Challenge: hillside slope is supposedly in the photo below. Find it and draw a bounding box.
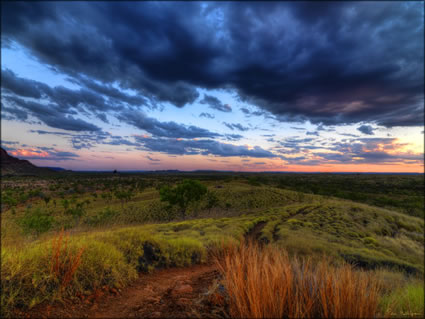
[0,147,55,176]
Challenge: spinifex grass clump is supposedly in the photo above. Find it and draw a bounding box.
[216,241,382,318]
[50,229,85,292]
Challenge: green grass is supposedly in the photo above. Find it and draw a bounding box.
[379,282,424,317]
[1,174,424,317]
[1,214,266,316]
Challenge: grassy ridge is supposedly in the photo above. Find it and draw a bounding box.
[1,215,265,316]
[2,199,423,316]
[1,175,424,317]
[251,173,424,218]
[259,201,424,274]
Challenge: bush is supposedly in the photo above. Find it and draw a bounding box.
[19,208,54,235]
[286,218,304,229]
[159,179,207,218]
[85,207,119,226]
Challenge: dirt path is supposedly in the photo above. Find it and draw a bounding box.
[22,221,268,319]
[245,221,267,243]
[25,264,224,319]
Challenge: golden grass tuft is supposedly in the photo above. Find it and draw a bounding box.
[215,241,382,318]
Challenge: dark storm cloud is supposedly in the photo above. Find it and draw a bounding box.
[200,95,232,112]
[2,1,423,127]
[118,110,220,139]
[2,69,111,113]
[29,129,139,150]
[199,112,215,119]
[69,76,148,108]
[4,95,101,131]
[223,122,249,132]
[1,69,50,98]
[357,125,375,135]
[2,69,148,128]
[1,105,29,121]
[135,137,278,158]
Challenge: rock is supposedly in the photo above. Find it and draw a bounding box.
[150,311,162,318]
[172,284,193,296]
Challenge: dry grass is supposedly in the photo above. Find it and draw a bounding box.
[215,241,382,318]
[50,229,85,291]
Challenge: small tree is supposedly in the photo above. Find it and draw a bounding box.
[205,191,219,212]
[43,196,51,207]
[114,190,127,208]
[65,202,86,225]
[61,199,70,211]
[159,179,207,219]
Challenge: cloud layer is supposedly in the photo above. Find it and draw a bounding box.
[2,2,423,127]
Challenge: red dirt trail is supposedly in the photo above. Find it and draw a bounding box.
[18,223,267,319]
[21,264,226,319]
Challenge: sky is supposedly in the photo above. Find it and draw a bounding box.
[1,1,424,172]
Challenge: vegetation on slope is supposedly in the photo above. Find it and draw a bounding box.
[246,173,424,218]
[1,173,423,317]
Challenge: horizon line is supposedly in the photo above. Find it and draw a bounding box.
[42,168,424,174]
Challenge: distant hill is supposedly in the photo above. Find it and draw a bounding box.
[0,147,57,176]
[40,166,67,172]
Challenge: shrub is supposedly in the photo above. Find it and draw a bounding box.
[159,179,207,218]
[85,207,119,226]
[286,218,304,229]
[19,208,54,235]
[205,191,219,210]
